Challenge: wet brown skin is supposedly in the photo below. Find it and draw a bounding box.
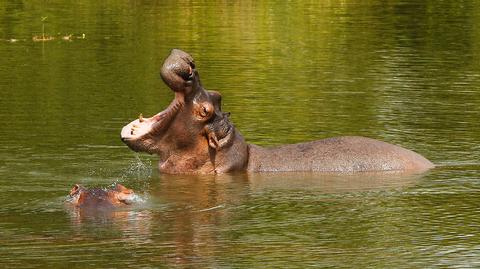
[121,49,434,174]
[68,184,135,208]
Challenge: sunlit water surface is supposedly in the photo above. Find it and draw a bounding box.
[1,1,480,268]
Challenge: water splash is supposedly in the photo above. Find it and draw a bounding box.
[121,154,153,180]
[124,193,147,204]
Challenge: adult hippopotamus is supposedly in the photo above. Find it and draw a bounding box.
[120,49,434,174]
[68,184,135,208]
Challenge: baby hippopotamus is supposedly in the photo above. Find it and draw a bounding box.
[68,183,135,208]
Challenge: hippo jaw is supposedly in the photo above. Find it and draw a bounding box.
[120,92,185,155]
[120,49,198,156]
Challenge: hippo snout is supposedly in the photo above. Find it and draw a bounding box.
[160,49,196,94]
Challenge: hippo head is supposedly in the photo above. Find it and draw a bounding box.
[68,183,135,207]
[121,49,247,174]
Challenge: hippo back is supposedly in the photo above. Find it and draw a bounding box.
[247,136,434,173]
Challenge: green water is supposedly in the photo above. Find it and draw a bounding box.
[1,1,480,268]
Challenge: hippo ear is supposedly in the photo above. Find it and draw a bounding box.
[115,184,133,194]
[69,184,81,196]
[206,113,234,150]
[208,132,220,149]
[207,127,234,150]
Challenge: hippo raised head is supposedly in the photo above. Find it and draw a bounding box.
[121,49,247,174]
[68,184,135,208]
[121,49,434,174]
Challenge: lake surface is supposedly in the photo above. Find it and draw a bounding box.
[1,1,480,268]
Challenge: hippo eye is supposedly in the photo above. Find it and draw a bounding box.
[194,101,213,121]
[200,106,209,117]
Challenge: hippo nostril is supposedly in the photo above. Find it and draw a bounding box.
[185,65,195,81]
[188,73,194,81]
[180,68,192,81]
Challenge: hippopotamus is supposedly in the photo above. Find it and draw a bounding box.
[68,183,135,208]
[120,49,434,174]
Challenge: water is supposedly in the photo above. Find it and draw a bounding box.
[1,1,480,267]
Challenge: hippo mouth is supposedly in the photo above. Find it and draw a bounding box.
[120,92,184,152]
[121,49,200,154]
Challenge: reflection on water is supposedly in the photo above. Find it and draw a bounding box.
[244,171,424,193]
[1,0,480,267]
[2,167,480,267]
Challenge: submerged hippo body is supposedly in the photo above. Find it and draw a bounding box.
[121,49,434,174]
[68,184,135,208]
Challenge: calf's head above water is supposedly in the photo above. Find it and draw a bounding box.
[68,183,135,208]
[121,49,247,174]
